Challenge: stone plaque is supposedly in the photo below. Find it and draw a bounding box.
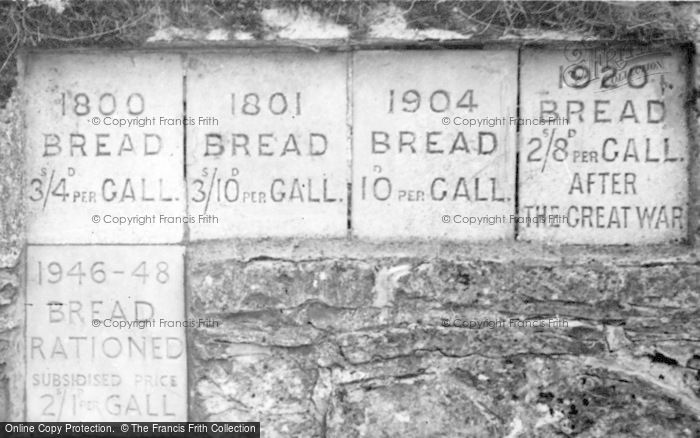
[186,52,348,239]
[352,50,517,239]
[23,53,185,244]
[26,245,187,421]
[519,46,689,243]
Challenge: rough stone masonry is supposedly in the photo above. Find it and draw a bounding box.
[1,1,700,437]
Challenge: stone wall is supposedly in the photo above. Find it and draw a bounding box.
[1,1,700,436]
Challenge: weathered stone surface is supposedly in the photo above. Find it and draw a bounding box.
[352,50,517,240]
[191,343,325,437]
[519,46,690,244]
[0,268,21,421]
[327,354,699,437]
[190,259,376,313]
[0,96,23,268]
[189,248,700,436]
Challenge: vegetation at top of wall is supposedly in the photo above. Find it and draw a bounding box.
[0,0,268,106]
[300,0,695,41]
[408,1,693,40]
[0,0,697,107]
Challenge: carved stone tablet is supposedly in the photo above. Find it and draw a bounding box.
[23,53,186,244]
[186,52,349,239]
[352,50,517,239]
[519,46,689,243]
[26,245,187,421]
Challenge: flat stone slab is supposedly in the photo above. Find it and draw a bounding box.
[351,50,518,240]
[186,52,349,239]
[23,53,186,244]
[519,46,689,243]
[26,245,187,421]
